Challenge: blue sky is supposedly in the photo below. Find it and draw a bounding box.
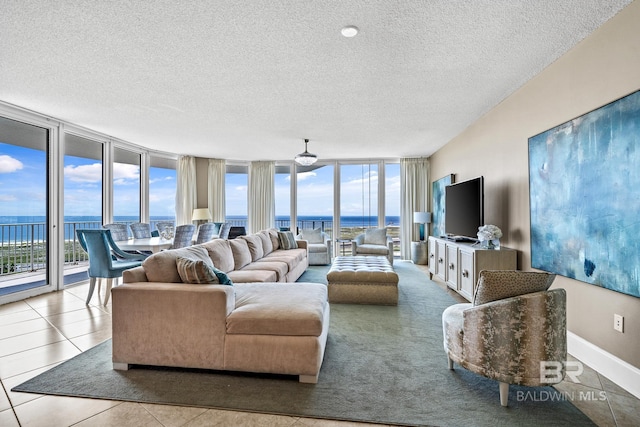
[0,142,176,218]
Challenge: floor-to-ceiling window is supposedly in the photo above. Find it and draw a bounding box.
[225,164,248,228]
[296,163,334,239]
[339,163,379,240]
[149,155,177,231]
[385,162,401,256]
[112,146,141,233]
[63,133,103,286]
[0,117,50,298]
[275,164,291,230]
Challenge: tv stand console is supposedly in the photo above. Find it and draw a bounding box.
[428,236,517,301]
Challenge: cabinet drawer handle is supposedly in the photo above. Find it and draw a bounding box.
[430,253,434,258]
[462,270,469,278]
[438,258,443,264]
[449,263,455,270]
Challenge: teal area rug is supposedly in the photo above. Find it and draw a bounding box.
[14,262,594,426]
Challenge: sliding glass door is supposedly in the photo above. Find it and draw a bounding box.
[339,163,379,240]
[0,117,50,299]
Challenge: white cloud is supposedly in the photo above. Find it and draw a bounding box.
[113,163,140,185]
[0,194,17,201]
[295,171,317,181]
[0,155,24,173]
[64,163,102,183]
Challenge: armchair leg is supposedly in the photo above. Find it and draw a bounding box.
[499,382,509,407]
[447,357,454,370]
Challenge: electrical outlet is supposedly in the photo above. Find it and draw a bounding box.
[614,314,624,333]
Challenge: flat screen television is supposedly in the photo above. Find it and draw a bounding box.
[444,176,484,241]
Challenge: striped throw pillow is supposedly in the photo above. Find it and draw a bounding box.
[176,256,233,285]
[277,231,298,250]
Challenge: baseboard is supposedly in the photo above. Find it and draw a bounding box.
[568,331,640,399]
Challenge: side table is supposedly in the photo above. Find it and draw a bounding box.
[411,241,429,265]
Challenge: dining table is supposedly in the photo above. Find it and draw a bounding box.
[114,236,173,253]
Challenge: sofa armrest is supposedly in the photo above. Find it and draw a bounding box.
[296,239,308,250]
[112,283,235,369]
[123,266,148,283]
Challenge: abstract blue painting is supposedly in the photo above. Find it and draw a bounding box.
[432,174,453,238]
[529,90,640,298]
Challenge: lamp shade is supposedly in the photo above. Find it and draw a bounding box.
[413,212,432,224]
[192,208,212,221]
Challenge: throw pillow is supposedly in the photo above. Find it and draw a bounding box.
[473,270,554,306]
[300,228,323,244]
[364,228,387,245]
[175,256,233,285]
[278,231,298,250]
[176,257,218,284]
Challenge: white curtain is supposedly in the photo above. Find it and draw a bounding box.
[400,157,430,259]
[207,158,226,222]
[175,156,197,225]
[248,161,275,234]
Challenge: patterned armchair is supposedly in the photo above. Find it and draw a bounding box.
[442,270,566,406]
[351,228,394,265]
[170,224,196,249]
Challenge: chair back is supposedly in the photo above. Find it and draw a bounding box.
[103,223,128,241]
[196,223,218,244]
[130,222,152,238]
[218,222,232,239]
[77,229,119,278]
[155,221,175,234]
[172,224,196,248]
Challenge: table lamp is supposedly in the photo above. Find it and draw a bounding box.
[413,212,432,241]
[192,208,212,226]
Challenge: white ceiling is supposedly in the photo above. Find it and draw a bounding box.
[0,1,632,161]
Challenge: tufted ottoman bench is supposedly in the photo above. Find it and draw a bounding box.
[326,256,399,305]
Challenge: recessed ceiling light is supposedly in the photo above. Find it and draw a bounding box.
[341,25,359,38]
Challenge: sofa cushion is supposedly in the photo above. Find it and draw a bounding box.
[142,246,211,283]
[176,257,233,285]
[240,260,288,282]
[257,231,273,255]
[299,228,322,244]
[278,231,298,249]
[229,238,253,270]
[364,227,387,245]
[473,270,556,306]
[228,283,327,336]
[355,244,389,255]
[240,234,264,261]
[227,269,278,283]
[267,228,280,250]
[261,248,307,270]
[202,239,235,273]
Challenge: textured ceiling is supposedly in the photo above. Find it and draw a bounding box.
[0,1,632,161]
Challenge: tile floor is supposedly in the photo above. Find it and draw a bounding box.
[1,278,639,427]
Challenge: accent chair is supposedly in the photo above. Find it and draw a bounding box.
[351,227,394,265]
[442,270,566,406]
[297,228,332,265]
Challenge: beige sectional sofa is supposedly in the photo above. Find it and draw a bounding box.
[113,228,330,383]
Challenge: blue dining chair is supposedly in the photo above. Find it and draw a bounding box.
[195,223,219,244]
[171,224,196,249]
[129,222,153,238]
[77,229,146,306]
